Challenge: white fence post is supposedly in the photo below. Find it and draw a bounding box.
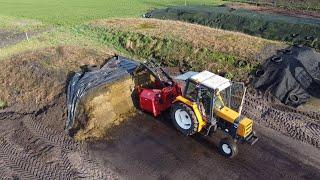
[25,32,29,41]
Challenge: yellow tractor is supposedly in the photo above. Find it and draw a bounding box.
[171,71,258,158]
[137,63,258,158]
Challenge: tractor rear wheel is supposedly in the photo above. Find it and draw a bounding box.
[219,138,238,158]
[171,102,198,136]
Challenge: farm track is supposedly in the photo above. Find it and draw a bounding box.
[0,89,319,179]
[0,96,119,180]
[0,75,319,179]
[0,30,44,48]
[244,90,320,148]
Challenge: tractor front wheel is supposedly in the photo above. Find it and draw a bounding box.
[171,102,198,136]
[219,138,238,158]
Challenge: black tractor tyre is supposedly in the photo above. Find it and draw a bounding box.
[171,102,198,136]
[219,138,238,158]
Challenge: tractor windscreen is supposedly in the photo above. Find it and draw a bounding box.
[220,82,246,112]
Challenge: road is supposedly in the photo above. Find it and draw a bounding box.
[89,113,320,180]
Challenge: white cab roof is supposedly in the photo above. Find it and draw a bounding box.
[190,71,231,91]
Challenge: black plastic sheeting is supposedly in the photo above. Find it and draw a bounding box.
[65,56,140,132]
[145,6,320,49]
[253,46,320,107]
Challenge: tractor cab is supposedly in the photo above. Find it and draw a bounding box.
[184,71,231,120]
[175,71,232,123]
[174,71,258,157]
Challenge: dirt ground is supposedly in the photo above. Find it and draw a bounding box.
[0,30,319,179]
[226,3,320,19]
[89,112,320,180]
[0,95,119,179]
[0,29,41,48]
[2,92,319,179]
[0,46,119,179]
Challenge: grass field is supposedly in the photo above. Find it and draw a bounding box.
[0,0,223,25]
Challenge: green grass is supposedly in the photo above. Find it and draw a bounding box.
[0,0,223,25]
[0,15,45,31]
[0,100,7,109]
[73,25,253,81]
[0,0,284,81]
[0,27,109,59]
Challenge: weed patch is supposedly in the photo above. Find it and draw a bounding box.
[75,24,261,81]
[0,15,46,32]
[0,100,7,109]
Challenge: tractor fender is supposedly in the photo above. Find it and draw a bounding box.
[173,96,206,132]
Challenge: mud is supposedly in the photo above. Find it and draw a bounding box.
[0,45,319,179]
[0,29,39,48]
[244,89,320,148]
[0,46,119,179]
[0,95,119,179]
[88,112,320,180]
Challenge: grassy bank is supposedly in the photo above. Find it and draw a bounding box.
[1,18,285,81]
[0,27,110,59]
[72,19,285,80]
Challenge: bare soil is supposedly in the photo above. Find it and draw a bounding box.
[244,90,320,148]
[89,112,320,180]
[0,34,319,179]
[0,29,42,48]
[0,94,119,179]
[0,46,119,179]
[226,3,320,19]
[0,46,114,112]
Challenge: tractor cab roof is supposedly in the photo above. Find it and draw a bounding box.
[175,70,231,92]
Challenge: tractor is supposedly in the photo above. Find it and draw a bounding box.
[136,63,258,158]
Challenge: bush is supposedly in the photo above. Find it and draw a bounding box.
[147,6,320,49]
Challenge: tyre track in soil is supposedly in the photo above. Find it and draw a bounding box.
[243,90,320,148]
[89,111,320,180]
[0,89,319,179]
[0,97,119,179]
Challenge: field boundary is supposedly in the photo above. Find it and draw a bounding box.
[223,0,320,12]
